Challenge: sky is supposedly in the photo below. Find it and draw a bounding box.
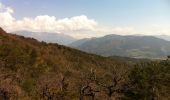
[0,0,170,38]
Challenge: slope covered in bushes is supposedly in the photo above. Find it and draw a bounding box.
[0,28,169,100]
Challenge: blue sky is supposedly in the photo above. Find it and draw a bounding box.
[0,0,170,38]
[1,0,170,25]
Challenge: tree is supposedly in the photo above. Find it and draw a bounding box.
[126,61,170,100]
[96,70,127,100]
[38,74,69,100]
[79,68,100,100]
[58,75,68,100]
[0,72,20,100]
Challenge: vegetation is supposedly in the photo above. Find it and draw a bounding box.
[0,28,170,100]
[124,60,170,100]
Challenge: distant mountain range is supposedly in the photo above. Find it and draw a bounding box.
[11,31,170,58]
[70,34,170,58]
[13,31,77,45]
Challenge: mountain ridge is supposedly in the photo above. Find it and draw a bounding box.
[13,31,77,45]
[70,34,170,58]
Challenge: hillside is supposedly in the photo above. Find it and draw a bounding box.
[69,38,91,47]
[0,28,130,100]
[70,34,170,58]
[14,31,77,45]
[0,28,170,100]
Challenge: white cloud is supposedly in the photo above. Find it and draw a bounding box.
[0,2,98,38]
[0,2,170,39]
[0,2,14,27]
[12,15,97,33]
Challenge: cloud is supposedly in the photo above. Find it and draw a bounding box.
[0,2,170,39]
[0,2,14,27]
[0,2,98,38]
[12,15,98,33]
[0,2,97,36]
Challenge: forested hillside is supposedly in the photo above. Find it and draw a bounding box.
[0,28,169,100]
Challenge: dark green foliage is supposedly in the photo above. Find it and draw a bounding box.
[125,61,170,100]
[22,79,36,94]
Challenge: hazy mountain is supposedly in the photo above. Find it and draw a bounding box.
[13,31,77,45]
[69,38,91,47]
[156,35,170,41]
[70,34,170,58]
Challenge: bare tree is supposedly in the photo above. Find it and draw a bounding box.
[41,85,54,100]
[59,75,68,100]
[79,68,99,100]
[80,85,99,100]
[0,72,20,100]
[91,68,127,100]
[0,88,9,100]
[39,74,68,100]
